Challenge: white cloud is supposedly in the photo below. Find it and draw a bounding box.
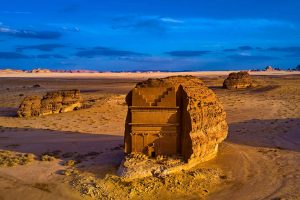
[61,26,80,32]
[180,18,296,30]
[239,52,251,56]
[160,17,183,24]
[0,23,16,33]
[0,27,15,33]
[112,15,297,35]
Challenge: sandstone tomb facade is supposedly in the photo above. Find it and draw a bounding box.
[124,76,228,164]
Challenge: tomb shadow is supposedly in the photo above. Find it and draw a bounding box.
[0,107,18,117]
[227,118,300,152]
[0,126,124,177]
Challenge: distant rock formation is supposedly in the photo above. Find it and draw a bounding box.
[50,70,99,73]
[265,66,281,71]
[223,71,255,89]
[69,70,99,73]
[0,69,25,73]
[17,90,82,117]
[265,66,275,71]
[31,68,51,73]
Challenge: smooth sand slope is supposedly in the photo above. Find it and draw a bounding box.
[0,72,299,199]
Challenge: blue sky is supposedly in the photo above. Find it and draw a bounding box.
[0,0,299,71]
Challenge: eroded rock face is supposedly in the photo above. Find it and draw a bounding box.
[223,71,254,89]
[17,90,82,117]
[17,96,42,117]
[40,90,82,115]
[124,76,228,166]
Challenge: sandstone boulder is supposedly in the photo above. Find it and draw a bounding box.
[223,71,255,89]
[17,90,82,117]
[124,76,228,165]
[17,96,41,117]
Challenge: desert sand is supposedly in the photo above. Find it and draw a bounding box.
[0,71,299,199]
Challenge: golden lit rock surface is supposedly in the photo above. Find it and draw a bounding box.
[123,76,228,174]
[17,90,82,117]
[223,71,255,89]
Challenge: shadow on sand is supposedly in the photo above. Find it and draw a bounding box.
[227,118,300,152]
[0,127,124,176]
[208,84,281,96]
[0,117,299,177]
[0,107,18,117]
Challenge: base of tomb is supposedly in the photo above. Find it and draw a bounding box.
[117,149,218,180]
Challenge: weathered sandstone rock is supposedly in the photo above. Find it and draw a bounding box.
[17,90,82,117]
[40,90,82,115]
[123,76,228,165]
[223,71,255,89]
[17,96,42,117]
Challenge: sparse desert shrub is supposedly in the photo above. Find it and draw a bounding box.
[74,154,85,163]
[64,160,76,167]
[61,168,79,176]
[41,150,61,159]
[62,152,76,158]
[40,154,56,161]
[0,150,35,167]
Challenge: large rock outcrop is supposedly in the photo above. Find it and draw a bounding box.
[223,71,255,89]
[17,90,82,117]
[124,76,228,164]
[17,96,42,117]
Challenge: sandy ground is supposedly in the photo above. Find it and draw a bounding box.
[0,72,299,199]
